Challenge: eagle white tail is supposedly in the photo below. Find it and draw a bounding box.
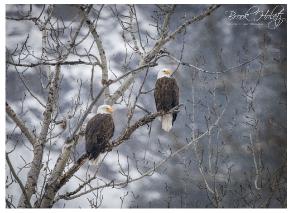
[89,154,103,165]
[162,114,173,132]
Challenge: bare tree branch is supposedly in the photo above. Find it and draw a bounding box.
[6,102,37,146]
[58,104,225,200]
[17,5,93,206]
[161,5,220,46]
[18,63,61,207]
[39,105,182,207]
[167,52,262,74]
[106,5,219,106]
[38,62,157,208]
[110,105,181,148]
[6,60,98,67]
[79,5,111,100]
[6,153,32,208]
[105,6,175,105]
[36,5,222,207]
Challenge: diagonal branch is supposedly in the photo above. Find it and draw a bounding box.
[44,105,182,204]
[55,153,89,190]
[57,104,225,200]
[6,102,37,146]
[162,5,220,46]
[109,104,182,148]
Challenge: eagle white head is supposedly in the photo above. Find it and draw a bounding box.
[97,105,113,114]
[157,68,173,79]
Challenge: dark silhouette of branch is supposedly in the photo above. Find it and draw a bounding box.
[6,60,98,67]
[109,105,182,148]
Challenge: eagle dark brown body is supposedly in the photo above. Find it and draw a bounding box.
[154,77,179,124]
[85,113,114,161]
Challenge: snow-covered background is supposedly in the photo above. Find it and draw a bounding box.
[6,4,286,208]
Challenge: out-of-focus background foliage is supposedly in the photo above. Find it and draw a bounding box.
[6,4,286,208]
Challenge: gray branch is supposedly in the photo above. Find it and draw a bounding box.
[6,102,37,146]
[18,64,61,207]
[79,5,111,101]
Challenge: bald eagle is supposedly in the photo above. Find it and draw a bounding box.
[154,69,179,132]
[85,105,114,165]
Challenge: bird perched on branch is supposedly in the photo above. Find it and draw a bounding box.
[154,68,179,132]
[85,105,114,165]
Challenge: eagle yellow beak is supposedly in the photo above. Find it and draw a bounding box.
[107,106,113,113]
[164,69,172,75]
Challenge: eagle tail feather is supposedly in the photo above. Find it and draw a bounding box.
[162,114,173,132]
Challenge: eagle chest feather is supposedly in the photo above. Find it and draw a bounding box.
[85,114,114,160]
